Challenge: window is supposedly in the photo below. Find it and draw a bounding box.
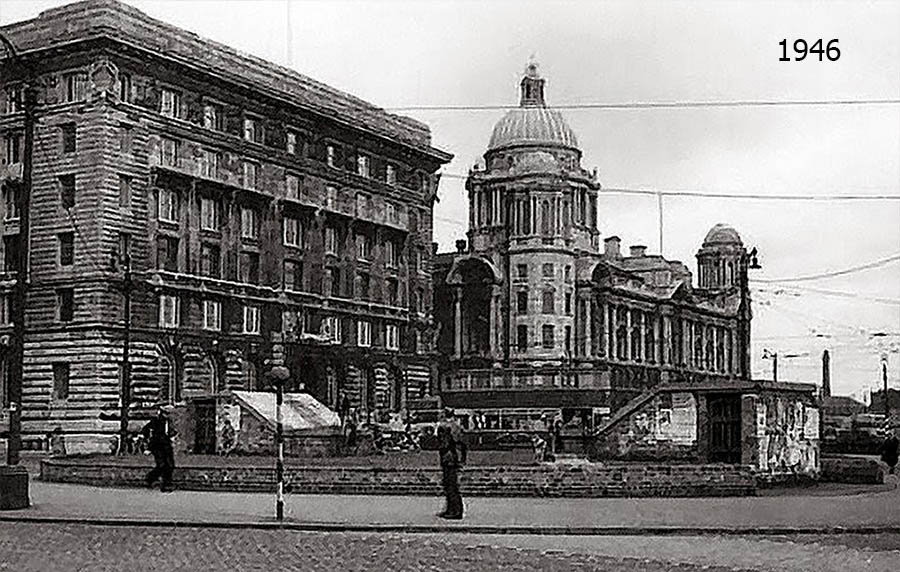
[542,325,555,349]
[0,293,10,326]
[385,164,396,185]
[565,326,572,354]
[157,236,179,271]
[516,291,528,314]
[564,265,572,283]
[326,186,337,209]
[160,137,179,167]
[542,263,554,279]
[325,226,338,255]
[202,103,222,130]
[286,131,297,155]
[64,72,87,103]
[118,175,132,208]
[4,85,22,114]
[118,233,131,264]
[58,232,74,267]
[357,272,370,300]
[199,197,218,231]
[119,124,133,155]
[385,202,397,224]
[565,293,572,315]
[202,300,221,330]
[325,267,341,297]
[160,88,181,118]
[59,174,76,209]
[284,260,302,291]
[61,123,76,153]
[3,236,18,271]
[118,73,132,103]
[385,241,401,268]
[285,174,300,200]
[283,217,302,247]
[159,294,179,327]
[357,320,372,347]
[243,306,261,334]
[242,161,258,189]
[386,278,399,306]
[323,316,342,343]
[239,252,260,284]
[385,324,399,351]
[517,325,528,352]
[240,207,258,239]
[416,287,425,314]
[416,249,426,275]
[357,154,370,178]
[3,186,19,220]
[356,233,372,261]
[542,290,555,314]
[200,243,220,278]
[52,363,70,400]
[355,193,368,215]
[157,188,178,222]
[326,145,336,167]
[243,117,259,143]
[4,132,21,164]
[198,149,218,179]
[516,264,528,280]
[57,288,74,322]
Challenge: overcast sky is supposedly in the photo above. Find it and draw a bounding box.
[3,0,899,398]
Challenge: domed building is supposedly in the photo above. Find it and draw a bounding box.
[432,64,759,444]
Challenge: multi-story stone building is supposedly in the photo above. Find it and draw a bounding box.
[434,63,753,433]
[0,0,451,453]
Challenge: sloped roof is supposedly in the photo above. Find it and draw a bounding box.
[233,391,340,433]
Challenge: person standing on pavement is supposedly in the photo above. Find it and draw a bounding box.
[339,392,351,427]
[880,427,899,475]
[437,408,466,519]
[142,405,177,492]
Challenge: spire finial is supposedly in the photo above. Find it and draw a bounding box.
[520,58,546,107]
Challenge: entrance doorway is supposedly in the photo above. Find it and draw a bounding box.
[194,399,217,454]
[707,394,742,463]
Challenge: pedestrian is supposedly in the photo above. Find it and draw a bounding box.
[142,405,177,492]
[339,392,351,426]
[553,419,564,454]
[437,408,466,520]
[220,418,236,457]
[880,428,899,475]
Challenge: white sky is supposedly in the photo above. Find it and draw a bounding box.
[2,0,899,398]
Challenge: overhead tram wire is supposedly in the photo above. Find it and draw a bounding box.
[753,253,900,283]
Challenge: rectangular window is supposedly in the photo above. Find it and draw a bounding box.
[241,207,258,239]
[565,326,572,354]
[119,73,132,103]
[64,72,87,103]
[565,293,572,315]
[200,197,219,231]
[58,232,74,267]
[285,174,300,200]
[202,300,221,331]
[564,265,572,283]
[57,288,74,322]
[517,325,528,352]
[0,293,9,326]
[355,233,372,261]
[326,145,336,167]
[284,260,302,291]
[385,202,397,224]
[157,236,179,272]
[416,287,425,314]
[325,226,338,255]
[3,236,18,271]
[542,290,555,314]
[357,272,370,300]
[386,278,399,306]
[202,103,222,130]
[61,123,76,153]
[516,291,528,314]
[159,294,179,327]
[416,249,426,275]
[355,193,368,215]
[157,188,178,222]
[52,363,70,400]
[3,186,19,221]
[286,131,297,155]
[357,155,370,178]
[4,85,22,114]
[200,243,220,278]
[385,241,400,269]
[326,186,337,209]
[242,161,258,189]
[542,324,555,349]
[357,320,372,347]
[326,267,341,297]
[517,264,528,280]
[386,164,396,185]
[4,132,21,164]
[59,174,76,209]
[324,315,342,343]
[118,232,131,264]
[386,324,399,351]
[283,217,302,247]
[198,148,218,179]
[119,124,133,155]
[160,88,180,118]
[118,175,132,208]
[160,137,179,167]
[243,305,261,334]
[243,117,262,143]
[239,252,260,284]
[542,263,554,279]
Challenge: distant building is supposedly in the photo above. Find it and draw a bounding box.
[0,0,451,453]
[433,63,753,434]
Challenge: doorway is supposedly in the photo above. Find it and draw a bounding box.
[707,394,742,463]
[194,399,217,455]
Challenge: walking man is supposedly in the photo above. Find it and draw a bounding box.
[437,408,466,519]
[880,427,899,475]
[142,405,177,492]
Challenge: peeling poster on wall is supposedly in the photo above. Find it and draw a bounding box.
[804,407,819,440]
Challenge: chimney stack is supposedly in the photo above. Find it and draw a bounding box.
[629,245,647,258]
[431,242,439,255]
[604,236,621,258]
[822,350,831,397]
[455,239,467,253]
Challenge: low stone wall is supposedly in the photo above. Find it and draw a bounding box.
[820,456,884,484]
[40,458,757,497]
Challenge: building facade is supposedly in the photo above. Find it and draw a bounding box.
[434,63,753,434]
[0,0,451,453]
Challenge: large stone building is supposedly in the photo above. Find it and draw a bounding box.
[434,63,755,435]
[0,0,451,453]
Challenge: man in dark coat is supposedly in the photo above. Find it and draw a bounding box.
[142,405,177,492]
[437,408,466,519]
[880,429,899,475]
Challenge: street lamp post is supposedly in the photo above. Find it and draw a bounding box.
[267,365,290,522]
[738,247,761,380]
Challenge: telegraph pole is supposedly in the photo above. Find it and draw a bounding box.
[883,354,889,420]
[118,252,132,453]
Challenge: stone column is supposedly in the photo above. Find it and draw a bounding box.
[602,301,610,358]
[454,287,462,358]
[586,296,593,356]
[609,304,617,360]
[638,312,646,362]
[625,308,633,361]
[490,284,501,359]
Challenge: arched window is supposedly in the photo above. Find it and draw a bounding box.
[541,200,551,236]
[630,310,642,361]
[522,198,531,235]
